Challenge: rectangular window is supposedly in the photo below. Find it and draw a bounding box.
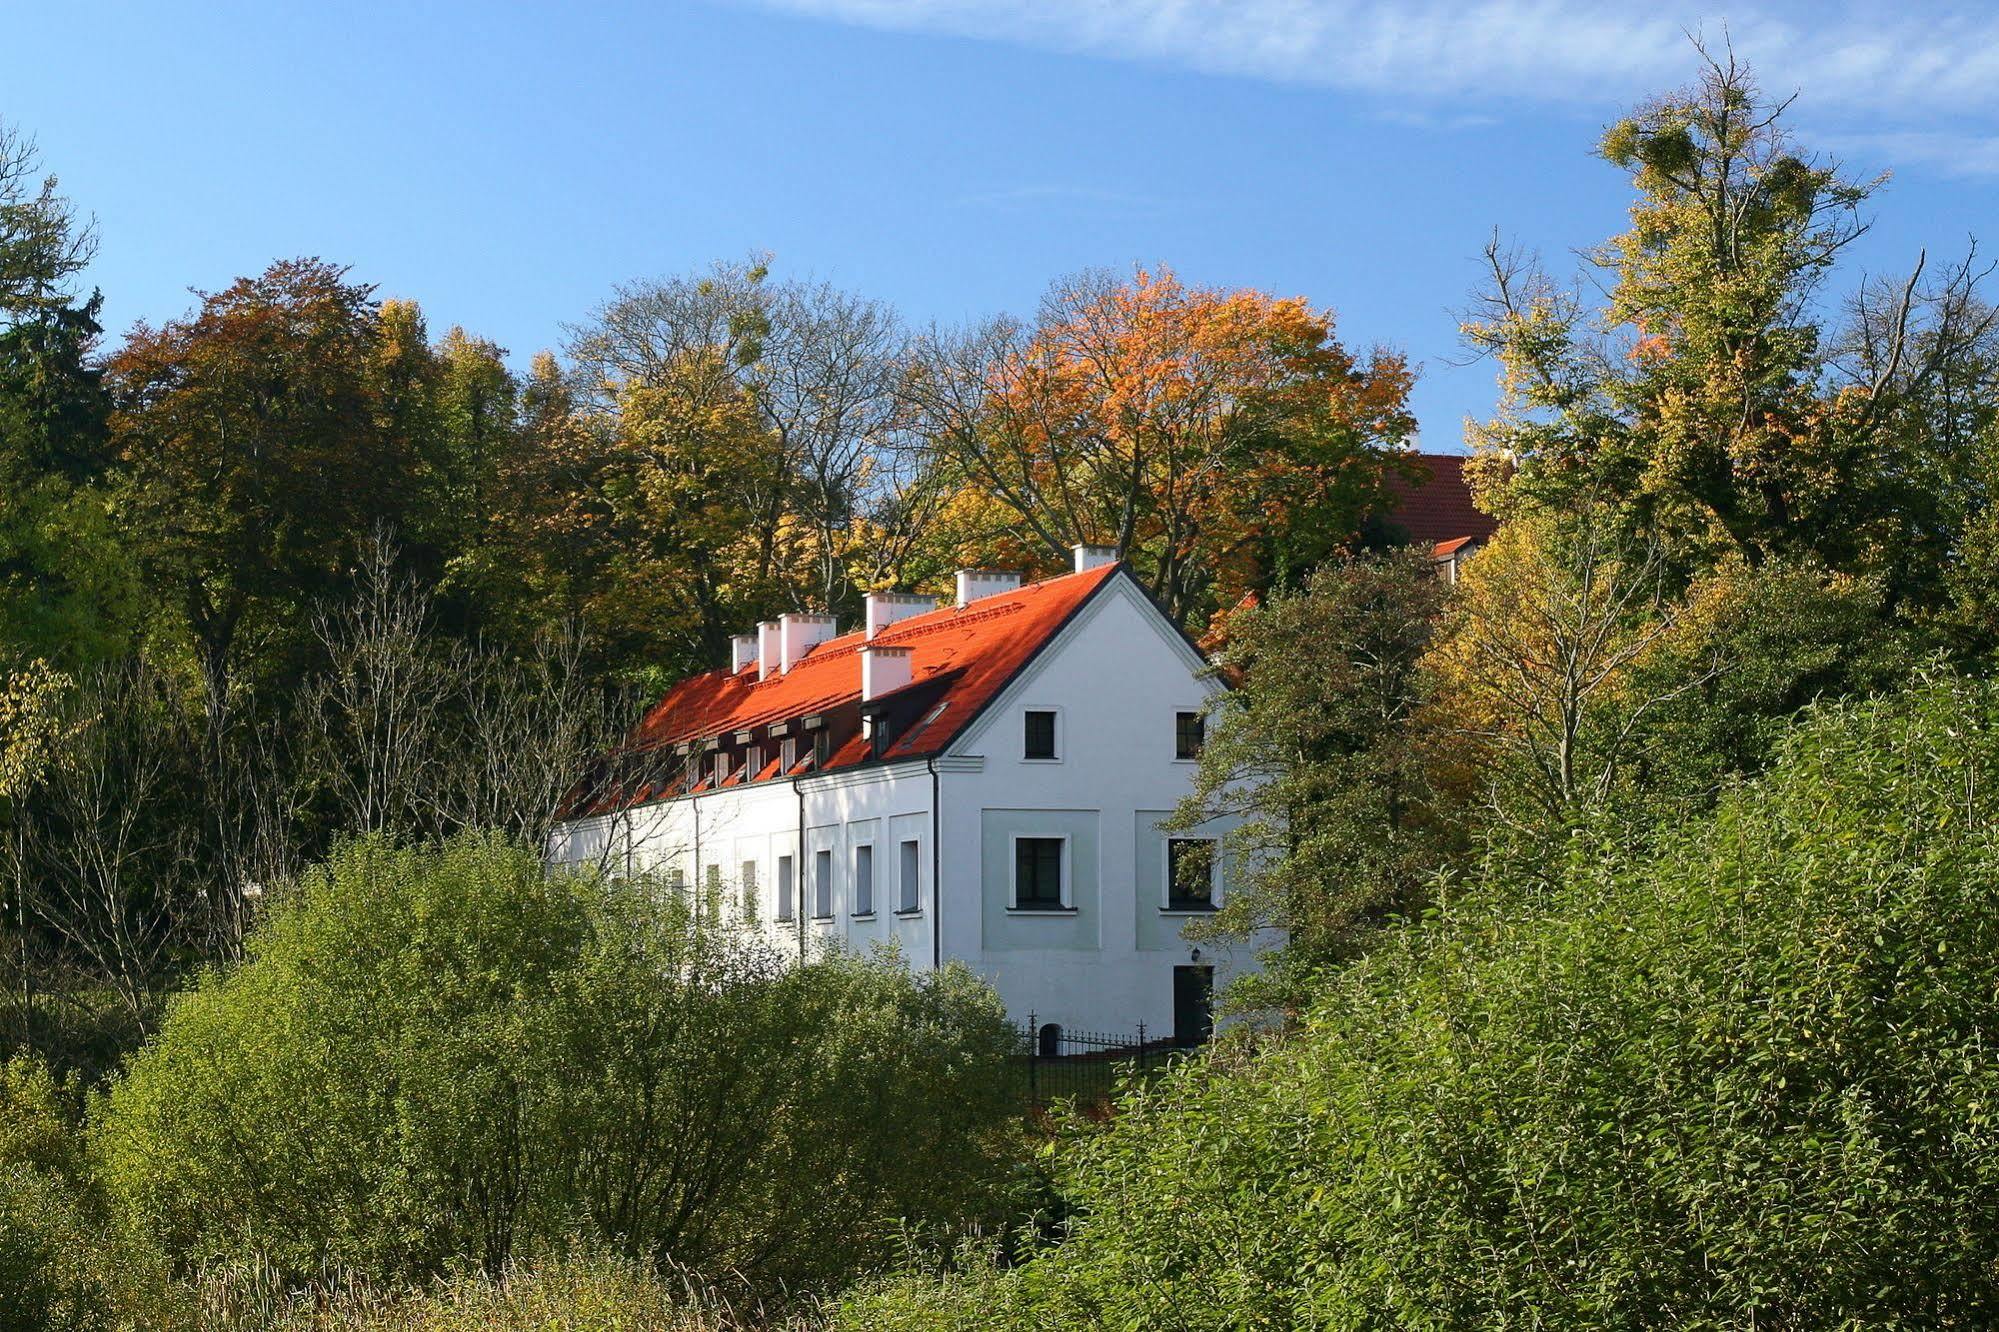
[1014,837,1065,910]
[813,848,834,919]
[780,738,797,773]
[1167,838,1217,911]
[740,860,759,920]
[745,745,763,779]
[813,728,832,769]
[1024,710,1057,760]
[712,751,730,785]
[668,866,687,898]
[704,863,723,918]
[897,839,920,913]
[853,844,874,915]
[1175,710,1205,761]
[776,855,794,922]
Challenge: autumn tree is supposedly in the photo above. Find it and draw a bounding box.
[108,259,415,730]
[569,258,913,613]
[909,266,1415,627]
[1463,50,1999,619]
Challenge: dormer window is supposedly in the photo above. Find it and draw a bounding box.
[813,728,832,769]
[780,738,797,772]
[745,745,763,779]
[712,751,731,786]
[1023,709,1058,761]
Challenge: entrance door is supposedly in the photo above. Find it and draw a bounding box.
[1172,965,1214,1046]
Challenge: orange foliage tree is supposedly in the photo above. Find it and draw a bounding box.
[908,267,1415,626]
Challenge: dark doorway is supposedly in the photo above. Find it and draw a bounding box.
[1172,965,1214,1046]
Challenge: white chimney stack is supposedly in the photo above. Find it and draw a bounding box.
[757,621,782,682]
[865,591,935,639]
[779,612,838,673]
[861,642,914,701]
[1072,543,1118,573]
[955,569,1023,608]
[730,633,758,673]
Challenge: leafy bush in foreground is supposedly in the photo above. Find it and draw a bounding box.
[97,835,1020,1300]
[839,677,1999,1328]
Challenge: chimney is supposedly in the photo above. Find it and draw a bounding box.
[757,621,782,682]
[865,590,936,639]
[861,642,913,701]
[779,612,838,673]
[731,633,758,673]
[1072,543,1118,573]
[955,569,1023,608]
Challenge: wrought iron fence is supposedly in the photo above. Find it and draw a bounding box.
[1016,1013,1202,1108]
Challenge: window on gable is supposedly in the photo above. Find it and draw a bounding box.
[897,839,920,914]
[853,844,874,915]
[1175,711,1205,761]
[1167,838,1217,911]
[1014,837,1065,910]
[776,855,794,921]
[1024,710,1058,760]
[813,848,834,919]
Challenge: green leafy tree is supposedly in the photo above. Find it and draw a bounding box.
[840,675,1999,1329]
[0,122,136,669]
[1464,51,1998,621]
[1170,549,1447,1010]
[97,835,1021,1298]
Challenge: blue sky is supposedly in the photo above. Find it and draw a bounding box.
[7,0,1999,448]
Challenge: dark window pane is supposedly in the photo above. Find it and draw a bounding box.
[1168,838,1216,911]
[1015,837,1064,908]
[1024,710,1057,760]
[1175,711,1205,761]
[813,848,833,918]
[898,839,920,913]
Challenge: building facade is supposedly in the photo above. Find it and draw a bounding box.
[549,547,1260,1042]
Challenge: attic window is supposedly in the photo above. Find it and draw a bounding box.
[1023,710,1058,761]
[1175,711,1205,761]
[813,728,832,769]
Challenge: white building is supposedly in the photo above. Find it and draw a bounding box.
[549,545,1259,1043]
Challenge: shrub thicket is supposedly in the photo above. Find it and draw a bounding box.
[96,835,1020,1301]
[839,678,1999,1328]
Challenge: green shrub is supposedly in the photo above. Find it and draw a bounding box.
[97,834,1020,1300]
[840,677,1999,1327]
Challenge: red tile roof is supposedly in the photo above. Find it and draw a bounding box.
[1381,453,1498,554]
[574,562,1125,814]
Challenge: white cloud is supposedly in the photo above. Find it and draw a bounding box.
[739,1,1999,151]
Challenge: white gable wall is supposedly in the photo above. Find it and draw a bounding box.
[936,573,1267,1036]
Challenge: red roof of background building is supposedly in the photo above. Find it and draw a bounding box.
[575,562,1124,814]
[1381,453,1498,553]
